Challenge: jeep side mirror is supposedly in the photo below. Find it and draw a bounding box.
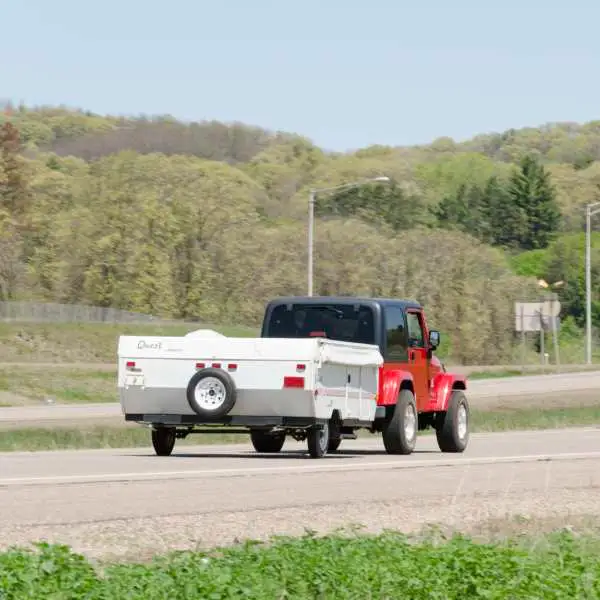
[429,330,440,349]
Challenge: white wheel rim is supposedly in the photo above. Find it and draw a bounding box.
[319,423,329,452]
[404,404,416,441]
[457,403,468,440]
[194,377,227,411]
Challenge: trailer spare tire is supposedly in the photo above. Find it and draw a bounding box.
[186,367,237,418]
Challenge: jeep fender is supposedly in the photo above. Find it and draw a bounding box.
[377,368,414,405]
[427,372,467,412]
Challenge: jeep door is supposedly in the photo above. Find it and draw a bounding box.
[404,309,430,411]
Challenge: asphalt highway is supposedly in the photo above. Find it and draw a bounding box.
[1,428,600,559]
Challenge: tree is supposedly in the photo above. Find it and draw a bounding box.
[0,121,29,219]
[507,154,561,250]
[316,181,427,231]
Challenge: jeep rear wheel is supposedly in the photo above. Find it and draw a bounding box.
[250,429,286,453]
[382,389,418,455]
[152,427,176,456]
[436,390,470,453]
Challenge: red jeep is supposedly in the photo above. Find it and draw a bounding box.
[261,296,470,454]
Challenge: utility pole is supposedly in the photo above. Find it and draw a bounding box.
[585,202,600,364]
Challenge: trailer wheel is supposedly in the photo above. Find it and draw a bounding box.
[250,429,286,453]
[307,421,329,458]
[382,389,418,455]
[436,390,470,453]
[186,367,237,419]
[151,427,176,456]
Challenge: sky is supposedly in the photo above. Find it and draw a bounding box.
[2,0,600,152]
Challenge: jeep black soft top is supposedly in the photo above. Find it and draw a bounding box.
[261,296,422,347]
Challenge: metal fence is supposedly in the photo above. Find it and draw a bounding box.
[0,301,179,324]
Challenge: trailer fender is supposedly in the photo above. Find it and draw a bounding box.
[429,372,467,412]
[378,368,414,406]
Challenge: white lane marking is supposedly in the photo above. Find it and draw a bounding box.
[2,451,600,487]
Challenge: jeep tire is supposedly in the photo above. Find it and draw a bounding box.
[436,390,469,453]
[382,389,418,455]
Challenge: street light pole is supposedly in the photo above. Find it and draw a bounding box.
[307,190,315,297]
[307,176,391,297]
[585,201,600,364]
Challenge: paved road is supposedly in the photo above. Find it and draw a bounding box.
[1,370,599,426]
[1,427,600,559]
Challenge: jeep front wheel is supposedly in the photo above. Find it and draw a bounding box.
[382,389,418,455]
[436,390,470,453]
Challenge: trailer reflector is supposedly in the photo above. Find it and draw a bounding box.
[283,376,305,389]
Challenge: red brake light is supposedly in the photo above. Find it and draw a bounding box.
[283,376,305,389]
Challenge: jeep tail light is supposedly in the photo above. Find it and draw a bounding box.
[283,376,305,389]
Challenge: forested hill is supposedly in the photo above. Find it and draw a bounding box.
[1,103,599,364]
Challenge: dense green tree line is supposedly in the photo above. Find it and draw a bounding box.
[1,103,599,363]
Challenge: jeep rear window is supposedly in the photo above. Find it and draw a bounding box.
[265,303,376,345]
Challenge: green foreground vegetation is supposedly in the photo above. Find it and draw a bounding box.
[2,530,599,598]
[2,404,599,452]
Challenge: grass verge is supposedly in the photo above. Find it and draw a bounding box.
[1,405,598,452]
[1,529,599,598]
[0,368,117,404]
[0,321,257,364]
[0,425,248,452]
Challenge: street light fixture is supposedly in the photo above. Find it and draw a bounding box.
[307,176,391,296]
[585,201,600,364]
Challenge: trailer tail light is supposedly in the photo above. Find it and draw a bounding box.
[296,364,306,372]
[196,362,236,371]
[283,376,305,389]
[126,361,136,369]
